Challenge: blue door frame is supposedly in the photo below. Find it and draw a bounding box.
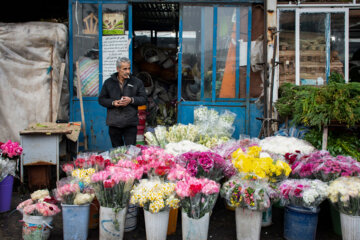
[69,0,264,151]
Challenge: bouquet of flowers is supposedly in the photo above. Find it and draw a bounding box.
[166,124,200,143]
[221,176,275,211]
[0,140,23,160]
[232,146,292,182]
[259,136,315,156]
[54,177,95,205]
[136,146,175,179]
[17,189,60,217]
[289,150,360,182]
[175,176,220,219]
[109,145,141,163]
[91,164,143,209]
[328,177,360,216]
[130,178,180,213]
[164,140,210,156]
[62,154,113,176]
[278,179,328,209]
[0,158,16,181]
[176,151,233,181]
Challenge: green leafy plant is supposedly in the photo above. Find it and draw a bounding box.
[275,73,360,128]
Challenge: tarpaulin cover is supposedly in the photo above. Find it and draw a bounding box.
[0,22,68,142]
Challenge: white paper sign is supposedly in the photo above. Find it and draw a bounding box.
[102,35,129,81]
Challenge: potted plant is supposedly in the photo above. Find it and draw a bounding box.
[175,176,220,240]
[278,179,328,240]
[54,177,95,240]
[221,176,277,240]
[17,189,60,240]
[130,177,180,240]
[328,176,360,240]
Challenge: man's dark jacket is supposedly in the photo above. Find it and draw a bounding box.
[98,73,147,128]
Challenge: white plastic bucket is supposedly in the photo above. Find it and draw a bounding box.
[181,210,210,240]
[22,214,53,240]
[99,206,127,240]
[340,213,360,240]
[235,208,262,240]
[62,204,90,240]
[124,204,138,232]
[262,206,272,227]
[144,209,169,240]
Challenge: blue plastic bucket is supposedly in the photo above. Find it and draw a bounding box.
[125,204,138,232]
[0,175,14,213]
[284,205,320,240]
[62,204,90,240]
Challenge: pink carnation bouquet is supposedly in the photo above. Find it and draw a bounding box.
[176,151,231,182]
[175,176,220,219]
[0,140,23,160]
[91,164,143,209]
[136,146,175,179]
[288,150,360,181]
[17,189,60,217]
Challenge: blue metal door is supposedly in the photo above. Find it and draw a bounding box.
[177,4,263,138]
[69,0,132,151]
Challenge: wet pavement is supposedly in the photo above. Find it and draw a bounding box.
[0,187,342,240]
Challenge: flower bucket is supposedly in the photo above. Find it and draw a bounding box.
[0,175,14,213]
[124,204,138,232]
[167,208,179,235]
[62,204,90,240]
[144,209,169,240]
[284,205,319,240]
[340,213,360,240]
[262,206,272,227]
[88,197,100,229]
[235,207,262,240]
[22,214,53,240]
[100,206,127,240]
[181,210,210,240]
[330,204,342,236]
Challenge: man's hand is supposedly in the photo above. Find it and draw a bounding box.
[118,96,132,106]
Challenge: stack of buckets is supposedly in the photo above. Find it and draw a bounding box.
[136,105,146,145]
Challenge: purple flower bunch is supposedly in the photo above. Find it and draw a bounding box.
[290,150,360,182]
[177,151,232,181]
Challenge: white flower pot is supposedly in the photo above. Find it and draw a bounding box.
[22,214,53,240]
[340,213,360,240]
[99,206,127,240]
[181,210,210,240]
[235,208,262,240]
[144,209,170,240]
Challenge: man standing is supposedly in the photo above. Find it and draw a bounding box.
[99,57,147,147]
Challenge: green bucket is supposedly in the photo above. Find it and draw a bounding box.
[330,204,342,236]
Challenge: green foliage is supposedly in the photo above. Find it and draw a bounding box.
[304,128,360,161]
[275,75,360,128]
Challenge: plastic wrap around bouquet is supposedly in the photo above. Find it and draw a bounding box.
[17,189,60,240]
[194,106,236,138]
[288,150,360,182]
[175,176,220,240]
[130,178,180,240]
[231,145,292,183]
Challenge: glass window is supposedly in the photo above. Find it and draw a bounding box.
[279,10,295,85]
[330,13,345,77]
[182,6,213,101]
[72,3,99,97]
[299,12,326,85]
[349,9,360,82]
[217,7,244,99]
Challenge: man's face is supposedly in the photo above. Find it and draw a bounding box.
[117,62,131,80]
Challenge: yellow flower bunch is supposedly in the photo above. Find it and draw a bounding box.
[232,146,291,182]
[130,179,180,213]
[72,168,96,184]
